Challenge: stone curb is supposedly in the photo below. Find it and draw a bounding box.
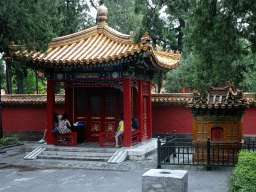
[7,162,130,172]
[0,143,24,149]
[0,163,11,169]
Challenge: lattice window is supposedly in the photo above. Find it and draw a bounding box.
[227,124,231,141]
[233,123,238,141]
[105,96,116,116]
[119,89,123,114]
[144,98,147,115]
[143,83,149,95]
[203,123,208,140]
[76,88,87,115]
[91,96,101,115]
[197,123,202,140]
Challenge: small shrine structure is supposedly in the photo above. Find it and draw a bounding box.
[188,82,248,163]
[9,5,181,147]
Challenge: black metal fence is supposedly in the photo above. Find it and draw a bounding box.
[157,132,256,171]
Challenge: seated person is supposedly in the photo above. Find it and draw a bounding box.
[115,114,124,147]
[39,113,59,143]
[57,113,72,134]
[132,116,139,132]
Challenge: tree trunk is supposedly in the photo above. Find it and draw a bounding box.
[6,62,12,94]
[35,70,38,94]
[157,71,163,93]
[177,18,185,52]
[17,72,24,94]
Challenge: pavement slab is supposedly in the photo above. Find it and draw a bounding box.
[0,141,235,192]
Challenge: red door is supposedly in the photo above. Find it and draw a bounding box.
[74,87,120,142]
[143,96,148,140]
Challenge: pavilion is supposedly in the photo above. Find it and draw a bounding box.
[10,5,181,147]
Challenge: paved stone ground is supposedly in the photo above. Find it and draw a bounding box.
[0,142,234,191]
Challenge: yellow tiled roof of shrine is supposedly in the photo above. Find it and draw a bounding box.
[9,5,181,71]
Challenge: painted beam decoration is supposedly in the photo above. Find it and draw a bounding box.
[9,4,181,81]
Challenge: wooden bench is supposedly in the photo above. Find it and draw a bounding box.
[53,132,77,146]
[99,130,140,147]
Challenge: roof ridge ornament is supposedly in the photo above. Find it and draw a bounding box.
[97,4,108,24]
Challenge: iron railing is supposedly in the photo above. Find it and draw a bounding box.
[157,133,256,171]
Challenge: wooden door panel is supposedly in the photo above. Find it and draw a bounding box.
[143,96,148,140]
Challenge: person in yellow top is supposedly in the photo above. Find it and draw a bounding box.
[115,114,124,147]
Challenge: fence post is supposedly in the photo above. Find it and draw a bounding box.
[248,137,250,150]
[157,136,162,169]
[206,137,212,171]
[173,130,177,157]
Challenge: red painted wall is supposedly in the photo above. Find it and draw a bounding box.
[2,106,65,132]
[152,105,194,134]
[243,107,256,135]
[152,105,256,136]
[2,104,256,138]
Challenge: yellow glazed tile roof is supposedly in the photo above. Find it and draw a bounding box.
[10,14,181,70]
[151,50,181,71]
[12,24,147,66]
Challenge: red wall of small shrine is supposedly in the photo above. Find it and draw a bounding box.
[243,107,256,135]
[152,105,194,134]
[152,105,256,136]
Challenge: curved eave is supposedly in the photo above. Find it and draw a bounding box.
[150,49,181,71]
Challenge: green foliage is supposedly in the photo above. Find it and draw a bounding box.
[181,0,256,94]
[58,0,94,36]
[0,59,6,89]
[0,0,93,94]
[230,151,256,192]
[165,68,183,93]
[0,137,20,147]
[11,69,46,94]
[136,0,256,94]
[0,0,63,53]
[102,0,143,36]
[134,0,178,48]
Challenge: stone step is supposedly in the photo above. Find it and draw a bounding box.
[41,151,114,157]
[26,147,118,153]
[37,155,110,162]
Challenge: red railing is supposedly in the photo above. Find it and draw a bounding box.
[53,132,77,146]
[99,130,140,147]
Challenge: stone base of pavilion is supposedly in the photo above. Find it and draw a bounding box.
[24,138,157,163]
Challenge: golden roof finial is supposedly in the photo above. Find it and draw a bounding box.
[97,4,108,23]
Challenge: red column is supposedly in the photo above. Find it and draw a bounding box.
[138,80,143,142]
[123,78,132,147]
[64,88,72,123]
[46,80,55,145]
[148,81,153,139]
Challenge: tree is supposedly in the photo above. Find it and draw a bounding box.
[164,67,184,93]
[58,0,94,36]
[180,0,256,94]
[0,0,93,94]
[0,0,63,93]
[134,0,189,92]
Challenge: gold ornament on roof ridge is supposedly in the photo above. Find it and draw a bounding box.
[97,4,108,23]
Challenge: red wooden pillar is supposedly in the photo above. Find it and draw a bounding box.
[46,80,55,145]
[123,78,132,147]
[138,80,143,142]
[148,81,153,139]
[64,88,72,123]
